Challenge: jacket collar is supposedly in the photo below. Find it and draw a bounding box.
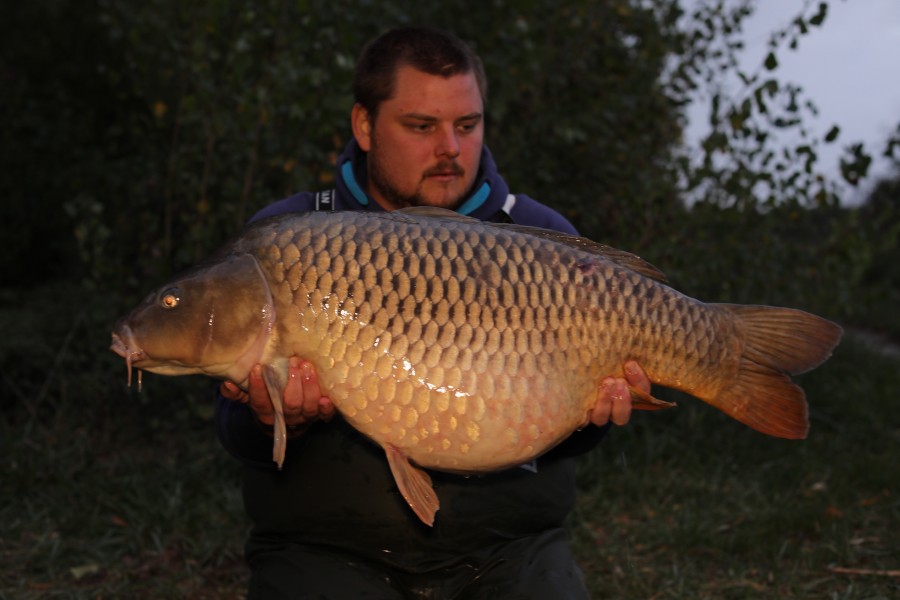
[335,138,511,218]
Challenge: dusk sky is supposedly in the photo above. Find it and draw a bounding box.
[683,0,900,203]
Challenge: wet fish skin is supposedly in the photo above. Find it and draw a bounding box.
[110,208,842,525]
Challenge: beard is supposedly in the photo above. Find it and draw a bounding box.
[368,153,422,209]
[367,136,470,209]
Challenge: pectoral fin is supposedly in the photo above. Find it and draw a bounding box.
[628,385,677,411]
[260,365,288,469]
[384,444,438,526]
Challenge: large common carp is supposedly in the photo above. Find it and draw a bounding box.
[110,208,842,525]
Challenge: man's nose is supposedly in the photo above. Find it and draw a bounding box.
[435,125,461,158]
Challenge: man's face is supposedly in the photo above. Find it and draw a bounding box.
[353,65,484,210]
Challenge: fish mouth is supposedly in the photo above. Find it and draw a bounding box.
[110,329,148,389]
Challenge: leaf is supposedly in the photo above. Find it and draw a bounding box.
[809,2,828,27]
[764,52,778,71]
[824,125,840,143]
[754,88,767,114]
[828,566,900,577]
[885,138,899,158]
[70,564,101,580]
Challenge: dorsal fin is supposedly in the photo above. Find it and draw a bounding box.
[393,206,667,283]
[504,224,667,282]
[395,206,479,222]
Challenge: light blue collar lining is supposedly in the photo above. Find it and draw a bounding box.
[341,161,369,206]
[456,182,491,215]
[341,160,490,214]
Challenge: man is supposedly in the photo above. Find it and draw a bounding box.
[217,26,648,599]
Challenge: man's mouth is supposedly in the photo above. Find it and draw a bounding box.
[429,173,459,182]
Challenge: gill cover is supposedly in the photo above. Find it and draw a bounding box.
[116,253,274,382]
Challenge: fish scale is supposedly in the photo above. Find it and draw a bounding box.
[111,207,842,525]
[250,215,589,468]
[248,213,712,471]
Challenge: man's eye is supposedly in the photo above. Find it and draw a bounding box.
[458,120,480,133]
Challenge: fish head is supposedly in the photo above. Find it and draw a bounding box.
[110,253,275,386]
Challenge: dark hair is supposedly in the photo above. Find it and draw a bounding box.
[353,26,488,120]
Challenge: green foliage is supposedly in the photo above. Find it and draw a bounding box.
[4,0,895,317]
[0,0,135,286]
[469,1,687,243]
[2,0,690,290]
[639,200,869,319]
[92,0,365,284]
[671,0,877,209]
[853,163,900,333]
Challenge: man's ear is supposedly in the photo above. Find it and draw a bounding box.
[351,103,372,152]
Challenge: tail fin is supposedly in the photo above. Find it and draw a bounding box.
[707,304,843,439]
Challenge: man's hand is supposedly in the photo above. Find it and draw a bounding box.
[220,356,336,433]
[590,360,649,427]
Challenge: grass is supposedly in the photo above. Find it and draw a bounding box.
[0,283,248,598]
[573,336,900,599]
[2,282,898,598]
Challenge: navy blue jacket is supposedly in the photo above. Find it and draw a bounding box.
[251,139,577,231]
[215,140,608,566]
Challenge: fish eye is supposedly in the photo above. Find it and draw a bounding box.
[160,288,180,309]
